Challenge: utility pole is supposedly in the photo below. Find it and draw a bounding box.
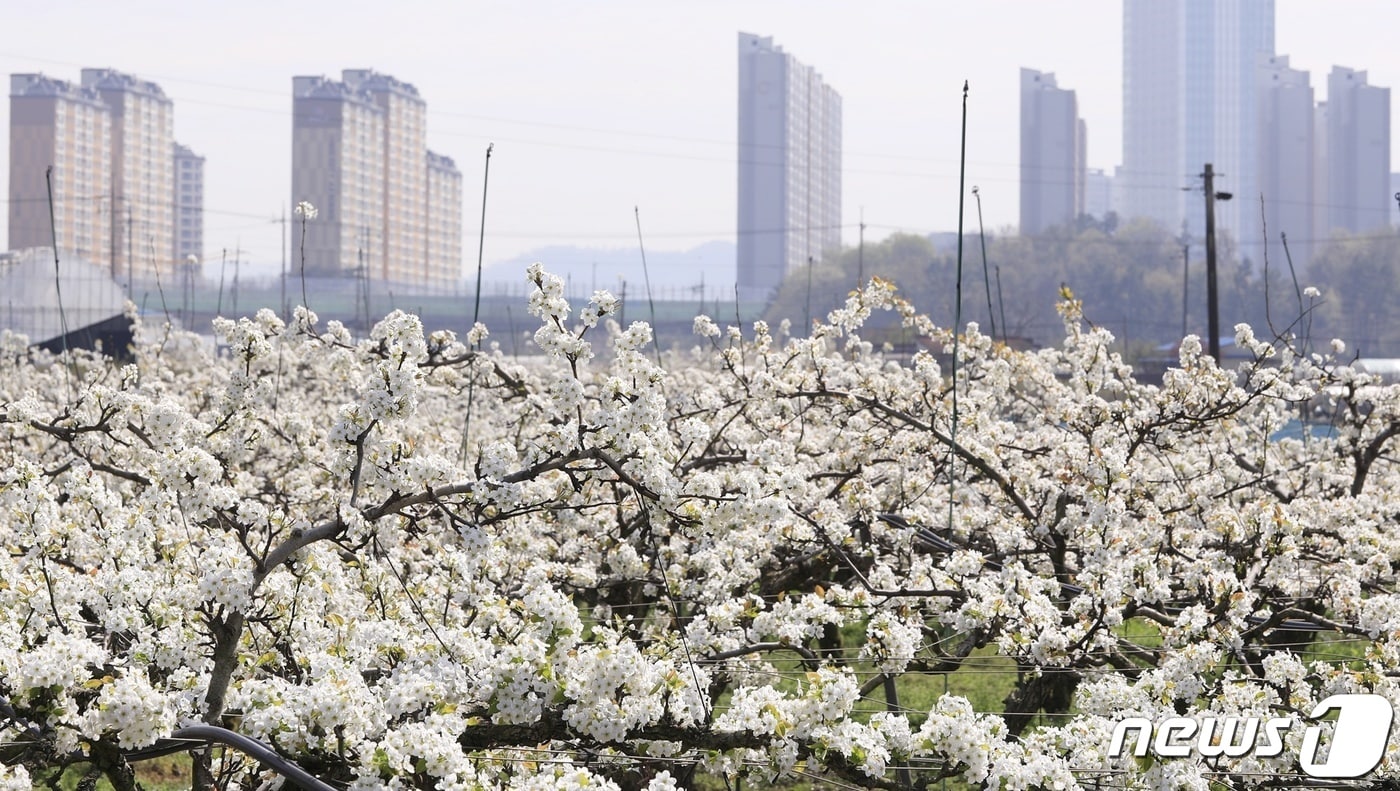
[356,234,365,331]
[995,264,1008,341]
[126,205,133,293]
[184,256,194,328]
[972,186,996,341]
[1202,163,1232,363]
[857,207,865,288]
[217,247,227,316]
[232,241,242,317]
[805,255,814,332]
[1180,235,1189,340]
[280,206,288,318]
[109,191,118,284]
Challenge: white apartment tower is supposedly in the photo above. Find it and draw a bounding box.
[1122,0,1274,251]
[292,74,384,279]
[342,70,427,285]
[173,143,204,265]
[737,33,842,304]
[1324,66,1391,235]
[1256,55,1315,265]
[1020,68,1085,235]
[8,74,112,268]
[1084,169,1115,222]
[426,151,463,288]
[81,68,174,284]
[292,69,459,291]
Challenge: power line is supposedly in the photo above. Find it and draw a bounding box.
[0,50,1100,173]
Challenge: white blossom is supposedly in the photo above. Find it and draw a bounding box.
[1,266,1397,791]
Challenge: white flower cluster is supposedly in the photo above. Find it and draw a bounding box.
[0,765,30,791]
[693,314,721,339]
[579,290,620,329]
[82,673,178,749]
[195,540,255,612]
[13,632,105,693]
[8,266,1400,790]
[560,641,664,742]
[860,611,922,673]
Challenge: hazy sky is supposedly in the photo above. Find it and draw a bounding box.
[3,1,1397,279]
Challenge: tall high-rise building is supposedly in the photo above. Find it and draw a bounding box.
[1020,68,1085,235]
[81,68,174,283]
[292,74,387,281]
[1121,1,1181,235]
[1122,0,1274,250]
[291,69,458,291]
[1313,100,1330,249]
[173,143,204,265]
[737,33,842,304]
[1256,55,1315,264]
[1324,66,1391,235]
[8,74,112,267]
[1085,168,1116,223]
[342,70,427,285]
[9,70,177,285]
[426,151,462,289]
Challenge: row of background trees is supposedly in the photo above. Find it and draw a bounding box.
[766,215,1400,360]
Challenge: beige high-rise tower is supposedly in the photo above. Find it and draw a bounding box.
[426,151,463,290]
[292,69,460,291]
[173,143,204,265]
[342,70,426,285]
[8,74,112,268]
[80,68,174,283]
[291,74,385,279]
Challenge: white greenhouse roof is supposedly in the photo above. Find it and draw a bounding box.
[0,248,128,344]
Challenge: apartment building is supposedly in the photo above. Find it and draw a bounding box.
[291,69,460,291]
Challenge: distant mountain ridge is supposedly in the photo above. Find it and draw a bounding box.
[483,240,736,301]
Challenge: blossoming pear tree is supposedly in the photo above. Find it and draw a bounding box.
[4,264,1400,791]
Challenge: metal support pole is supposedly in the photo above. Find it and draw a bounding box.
[1204,163,1220,363]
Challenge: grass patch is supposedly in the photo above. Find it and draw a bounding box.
[32,754,190,791]
[1301,630,1370,669]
